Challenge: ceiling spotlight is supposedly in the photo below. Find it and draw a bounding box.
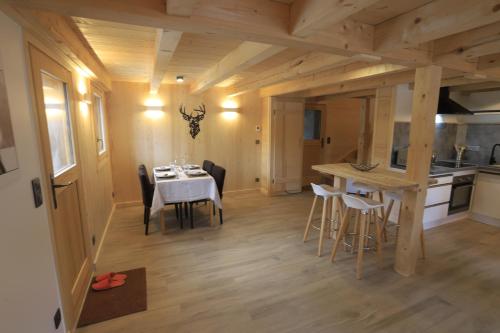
[176,75,184,83]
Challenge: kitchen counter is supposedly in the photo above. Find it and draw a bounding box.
[312,163,437,191]
[392,161,499,176]
[478,165,500,175]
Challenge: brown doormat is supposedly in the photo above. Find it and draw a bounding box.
[77,267,147,328]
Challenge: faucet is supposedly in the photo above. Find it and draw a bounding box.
[490,144,500,165]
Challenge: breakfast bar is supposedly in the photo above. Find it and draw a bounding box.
[312,163,437,276]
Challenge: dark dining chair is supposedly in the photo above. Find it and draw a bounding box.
[138,164,180,235]
[188,164,226,228]
[202,160,215,175]
[211,165,226,225]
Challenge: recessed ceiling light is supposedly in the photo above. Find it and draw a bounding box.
[176,75,184,83]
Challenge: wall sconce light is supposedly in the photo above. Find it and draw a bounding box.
[77,78,92,104]
[221,99,240,120]
[176,75,184,83]
[144,96,165,119]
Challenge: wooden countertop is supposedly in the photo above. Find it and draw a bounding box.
[312,163,437,191]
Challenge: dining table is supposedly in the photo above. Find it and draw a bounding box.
[151,164,222,234]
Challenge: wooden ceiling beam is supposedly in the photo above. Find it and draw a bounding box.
[449,81,500,93]
[375,0,500,52]
[228,53,382,97]
[477,52,500,70]
[289,0,380,37]
[296,70,416,98]
[260,63,407,97]
[433,21,500,63]
[8,0,431,66]
[1,5,112,90]
[150,29,182,94]
[166,0,200,17]
[190,42,285,94]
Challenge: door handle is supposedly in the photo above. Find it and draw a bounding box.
[50,173,73,209]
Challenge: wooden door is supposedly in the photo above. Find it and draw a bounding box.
[272,99,304,193]
[302,104,326,186]
[29,45,92,329]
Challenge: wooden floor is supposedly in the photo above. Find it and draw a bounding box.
[78,191,500,333]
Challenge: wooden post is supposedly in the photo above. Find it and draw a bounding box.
[371,87,396,167]
[357,97,373,164]
[395,66,442,276]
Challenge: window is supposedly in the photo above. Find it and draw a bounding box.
[93,93,107,155]
[304,109,322,140]
[41,71,76,175]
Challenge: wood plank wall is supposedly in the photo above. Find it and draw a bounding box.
[107,82,263,204]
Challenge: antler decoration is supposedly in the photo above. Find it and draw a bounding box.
[179,104,206,139]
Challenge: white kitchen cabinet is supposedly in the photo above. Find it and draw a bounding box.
[472,172,500,219]
[423,203,449,224]
[425,185,452,206]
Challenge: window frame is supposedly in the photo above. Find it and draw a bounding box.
[91,88,108,159]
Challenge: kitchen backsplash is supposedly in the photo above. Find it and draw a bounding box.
[464,124,500,165]
[392,122,458,162]
[392,122,500,166]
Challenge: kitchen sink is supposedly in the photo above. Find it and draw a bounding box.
[433,161,478,168]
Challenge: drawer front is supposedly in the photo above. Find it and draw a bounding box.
[425,184,452,206]
[429,175,453,186]
[423,203,449,223]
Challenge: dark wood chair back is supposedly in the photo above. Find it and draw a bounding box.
[202,160,215,175]
[138,164,154,208]
[211,165,226,199]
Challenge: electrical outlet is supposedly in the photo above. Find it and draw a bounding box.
[467,145,480,152]
[53,308,61,330]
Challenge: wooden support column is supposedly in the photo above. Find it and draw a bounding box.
[395,66,442,276]
[357,97,373,164]
[371,87,396,167]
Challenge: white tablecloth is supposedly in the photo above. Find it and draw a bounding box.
[151,168,222,216]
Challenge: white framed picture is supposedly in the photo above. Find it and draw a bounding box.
[0,66,18,175]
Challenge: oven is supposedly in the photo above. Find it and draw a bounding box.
[448,174,475,215]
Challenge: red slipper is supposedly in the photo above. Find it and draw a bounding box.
[91,277,125,291]
[95,272,127,282]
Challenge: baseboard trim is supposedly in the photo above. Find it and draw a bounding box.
[423,212,469,230]
[470,212,500,227]
[116,200,142,208]
[94,203,115,265]
[224,188,260,195]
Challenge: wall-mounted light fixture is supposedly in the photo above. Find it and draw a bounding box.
[176,75,184,83]
[77,77,92,104]
[144,95,165,119]
[221,99,240,120]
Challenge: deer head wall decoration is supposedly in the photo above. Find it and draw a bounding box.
[179,104,206,139]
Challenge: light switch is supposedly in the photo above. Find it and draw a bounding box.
[31,178,43,208]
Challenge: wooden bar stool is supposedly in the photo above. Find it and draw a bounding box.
[331,193,384,279]
[382,191,426,259]
[303,183,343,257]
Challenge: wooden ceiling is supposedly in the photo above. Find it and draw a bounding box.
[74,17,243,84]
[8,0,500,97]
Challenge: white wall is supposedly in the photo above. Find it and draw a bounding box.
[0,12,65,333]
